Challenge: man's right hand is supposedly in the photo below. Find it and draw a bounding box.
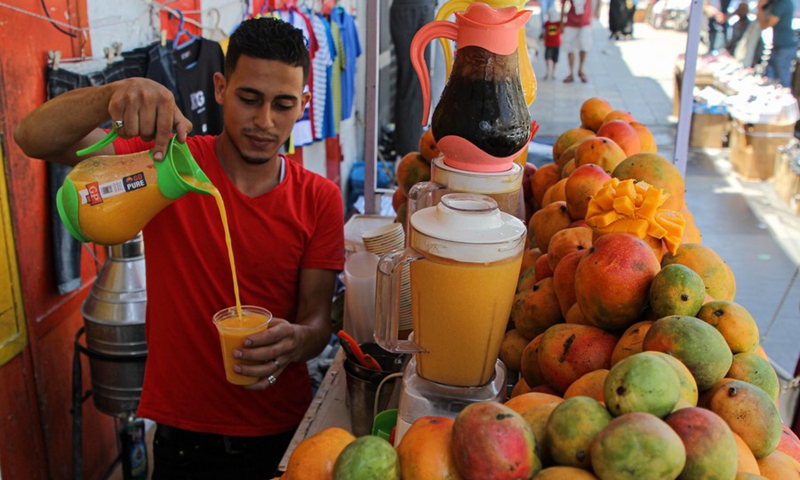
[107,78,193,161]
[15,77,193,166]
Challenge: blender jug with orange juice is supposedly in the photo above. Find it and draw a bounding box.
[374,193,526,388]
[57,133,213,245]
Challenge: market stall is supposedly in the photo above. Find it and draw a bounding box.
[277,0,800,478]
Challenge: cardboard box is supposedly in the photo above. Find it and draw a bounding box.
[729,120,796,181]
[690,113,729,149]
[774,143,800,215]
[673,69,717,117]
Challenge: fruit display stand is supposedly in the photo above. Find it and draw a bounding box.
[277,349,353,472]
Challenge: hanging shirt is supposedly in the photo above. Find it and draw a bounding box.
[330,20,345,134]
[174,38,225,135]
[331,7,361,121]
[320,16,338,139]
[278,9,317,147]
[311,12,334,141]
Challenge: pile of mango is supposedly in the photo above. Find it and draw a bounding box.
[495,96,799,479]
[275,97,799,480]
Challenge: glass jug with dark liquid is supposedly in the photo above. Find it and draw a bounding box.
[411,3,533,173]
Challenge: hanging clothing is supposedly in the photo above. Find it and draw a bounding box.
[278,8,318,147]
[390,0,436,157]
[311,12,334,141]
[174,38,225,136]
[330,7,362,121]
[320,15,338,139]
[330,20,345,134]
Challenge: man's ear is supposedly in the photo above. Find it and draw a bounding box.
[213,72,226,105]
[297,91,312,121]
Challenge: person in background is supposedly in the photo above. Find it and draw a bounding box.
[627,0,638,39]
[726,2,752,54]
[561,0,594,83]
[539,0,557,37]
[390,0,437,159]
[758,0,797,88]
[704,0,732,55]
[609,0,630,39]
[543,8,563,80]
[14,17,344,479]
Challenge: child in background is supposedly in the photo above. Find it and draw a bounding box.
[543,8,562,80]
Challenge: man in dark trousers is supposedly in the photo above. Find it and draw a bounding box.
[758,0,797,88]
[390,0,437,159]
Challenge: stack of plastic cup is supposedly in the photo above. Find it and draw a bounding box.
[362,223,412,332]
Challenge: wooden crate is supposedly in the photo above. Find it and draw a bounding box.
[689,113,729,149]
[774,142,800,215]
[729,119,796,181]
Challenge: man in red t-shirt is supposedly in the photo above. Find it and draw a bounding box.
[15,18,344,479]
[561,0,594,83]
[543,8,563,80]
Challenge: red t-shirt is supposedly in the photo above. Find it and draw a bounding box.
[544,21,562,47]
[564,0,593,28]
[114,135,345,436]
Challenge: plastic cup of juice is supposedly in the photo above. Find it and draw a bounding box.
[213,306,273,385]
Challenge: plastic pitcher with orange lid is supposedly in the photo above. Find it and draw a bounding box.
[57,130,213,245]
[411,3,533,173]
[435,0,537,106]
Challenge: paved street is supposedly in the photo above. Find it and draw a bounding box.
[527,11,800,378]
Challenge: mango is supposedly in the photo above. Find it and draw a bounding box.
[574,232,661,331]
[665,407,738,480]
[396,416,463,480]
[727,352,780,402]
[451,401,539,479]
[333,435,400,480]
[537,323,617,394]
[591,412,686,480]
[533,466,600,479]
[708,380,782,459]
[642,315,733,391]
[696,300,760,354]
[661,243,736,301]
[611,321,654,366]
[520,402,560,467]
[645,351,699,406]
[603,352,680,418]
[648,263,706,318]
[756,450,800,480]
[545,396,612,468]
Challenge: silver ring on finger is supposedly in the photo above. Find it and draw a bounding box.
[267,375,277,385]
[273,359,281,370]
[114,120,124,130]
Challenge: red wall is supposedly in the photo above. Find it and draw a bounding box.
[0,1,118,478]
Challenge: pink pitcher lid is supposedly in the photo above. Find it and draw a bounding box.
[454,3,532,55]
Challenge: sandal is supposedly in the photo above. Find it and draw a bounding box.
[563,75,574,83]
[579,72,588,83]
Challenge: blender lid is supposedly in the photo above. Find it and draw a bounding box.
[409,194,526,263]
[411,193,526,245]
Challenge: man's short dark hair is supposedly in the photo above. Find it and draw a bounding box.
[225,17,310,84]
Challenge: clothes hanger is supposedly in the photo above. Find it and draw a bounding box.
[172,9,199,51]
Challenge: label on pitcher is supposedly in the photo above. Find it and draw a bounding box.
[79,172,147,205]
